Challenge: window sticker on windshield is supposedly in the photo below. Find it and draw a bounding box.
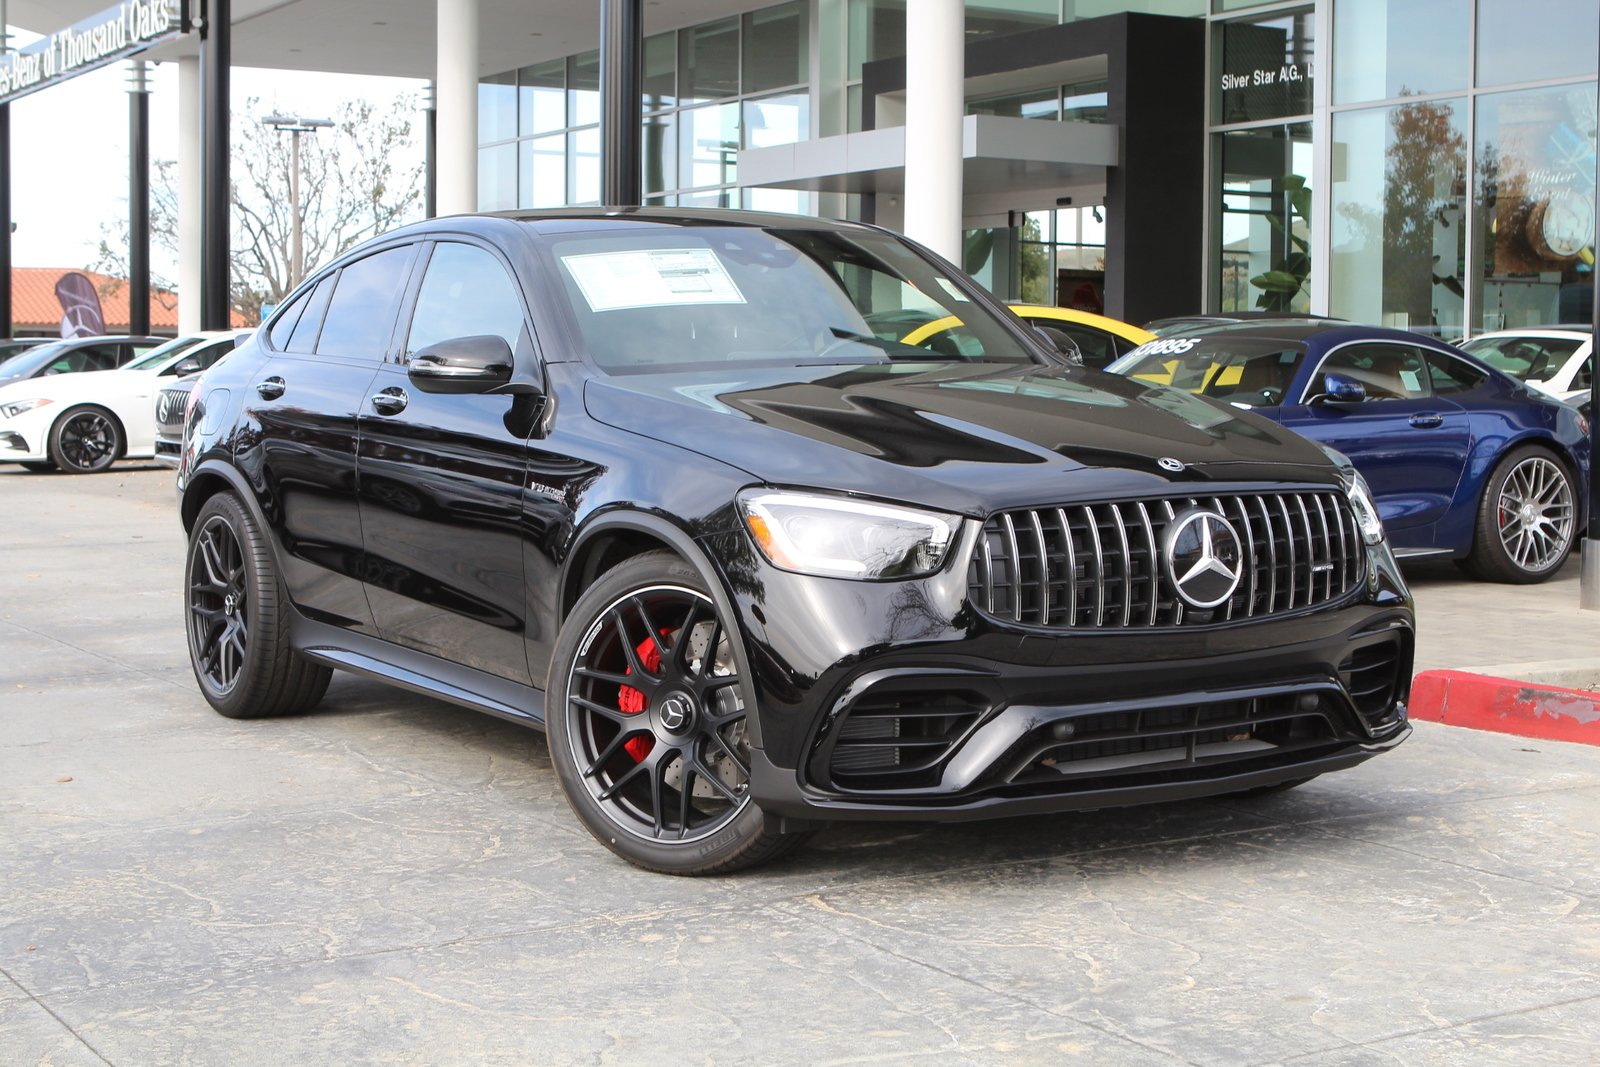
[561,248,746,312]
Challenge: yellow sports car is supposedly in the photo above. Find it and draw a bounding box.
[900,304,1155,369]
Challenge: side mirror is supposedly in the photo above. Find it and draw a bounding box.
[1312,372,1366,406]
[1035,325,1083,366]
[407,335,517,395]
[171,357,203,377]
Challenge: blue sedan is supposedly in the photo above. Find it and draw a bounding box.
[1108,322,1589,583]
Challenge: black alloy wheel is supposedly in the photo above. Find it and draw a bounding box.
[1463,446,1577,584]
[48,406,122,474]
[548,552,803,874]
[185,493,332,719]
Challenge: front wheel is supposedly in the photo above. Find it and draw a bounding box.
[1462,447,1577,584]
[49,406,123,474]
[547,551,803,875]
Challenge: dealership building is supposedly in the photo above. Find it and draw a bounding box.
[1,0,1595,338]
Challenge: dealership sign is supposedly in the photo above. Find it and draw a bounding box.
[0,0,186,104]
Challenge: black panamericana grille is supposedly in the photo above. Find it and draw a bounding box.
[156,386,191,429]
[968,491,1363,629]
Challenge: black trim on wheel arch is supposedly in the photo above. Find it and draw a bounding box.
[184,458,272,534]
[560,512,765,750]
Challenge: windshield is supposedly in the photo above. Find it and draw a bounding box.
[0,340,40,365]
[1110,335,1309,406]
[0,341,77,383]
[1458,335,1584,382]
[125,335,205,372]
[542,225,1041,374]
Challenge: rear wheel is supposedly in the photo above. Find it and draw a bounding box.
[547,551,804,875]
[48,406,123,474]
[1462,447,1576,584]
[185,492,331,718]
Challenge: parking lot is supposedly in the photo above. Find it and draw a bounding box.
[5,463,1600,1065]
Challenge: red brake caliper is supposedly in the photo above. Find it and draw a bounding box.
[617,629,674,762]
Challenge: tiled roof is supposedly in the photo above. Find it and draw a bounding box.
[9,268,250,333]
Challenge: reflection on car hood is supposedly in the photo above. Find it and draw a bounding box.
[584,361,1340,514]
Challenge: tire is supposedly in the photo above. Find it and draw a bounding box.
[1461,446,1577,584]
[48,405,123,474]
[185,492,331,719]
[547,551,805,875]
[19,461,56,473]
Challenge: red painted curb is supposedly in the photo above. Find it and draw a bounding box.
[1409,670,1600,746]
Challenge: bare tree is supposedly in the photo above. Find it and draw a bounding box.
[95,92,425,324]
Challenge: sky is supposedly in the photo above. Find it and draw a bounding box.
[5,25,428,280]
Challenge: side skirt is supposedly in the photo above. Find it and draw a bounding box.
[292,616,547,729]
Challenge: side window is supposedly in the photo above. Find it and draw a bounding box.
[1319,344,1430,401]
[405,243,528,358]
[1425,352,1487,395]
[268,285,314,350]
[1049,324,1115,368]
[287,275,335,353]
[316,246,414,359]
[1577,354,1593,392]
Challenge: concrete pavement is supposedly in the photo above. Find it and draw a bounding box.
[4,464,1600,1066]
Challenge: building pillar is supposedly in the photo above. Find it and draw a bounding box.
[177,55,202,334]
[436,0,479,215]
[424,81,438,219]
[600,0,642,207]
[128,61,151,337]
[200,0,231,331]
[902,0,963,261]
[0,0,12,340]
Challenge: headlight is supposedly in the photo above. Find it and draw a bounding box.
[738,490,961,580]
[0,398,52,419]
[1346,472,1384,545]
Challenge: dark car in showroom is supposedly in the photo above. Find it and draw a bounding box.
[1109,322,1590,584]
[176,210,1413,874]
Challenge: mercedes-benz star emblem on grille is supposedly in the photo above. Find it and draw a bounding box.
[1164,508,1244,610]
[1158,457,1185,473]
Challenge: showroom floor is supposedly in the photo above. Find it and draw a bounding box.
[4,464,1600,1066]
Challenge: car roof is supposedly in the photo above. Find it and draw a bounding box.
[1468,327,1593,339]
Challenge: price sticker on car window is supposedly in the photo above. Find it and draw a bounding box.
[561,248,746,312]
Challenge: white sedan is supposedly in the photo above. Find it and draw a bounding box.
[1457,328,1593,405]
[0,331,243,474]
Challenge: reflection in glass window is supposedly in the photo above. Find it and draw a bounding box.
[518,59,565,136]
[643,33,677,111]
[317,247,413,359]
[568,51,600,127]
[568,127,600,205]
[681,17,740,102]
[1477,0,1599,87]
[1460,334,1584,382]
[479,71,517,143]
[743,93,808,150]
[847,0,906,82]
[287,276,334,353]
[1215,10,1314,124]
[643,114,676,195]
[1062,80,1109,124]
[968,88,1060,121]
[680,103,739,188]
[1474,85,1598,331]
[1218,123,1313,313]
[521,135,565,208]
[743,187,807,214]
[1332,0,1467,104]
[407,244,525,356]
[743,2,807,94]
[1318,344,1431,401]
[1330,100,1467,339]
[478,143,517,212]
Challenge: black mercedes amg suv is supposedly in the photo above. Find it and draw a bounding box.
[177,209,1412,874]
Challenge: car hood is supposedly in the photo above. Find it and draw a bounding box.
[0,367,157,404]
[583,361,1341,515]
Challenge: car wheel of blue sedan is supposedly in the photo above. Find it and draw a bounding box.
[1465,447,1577,584]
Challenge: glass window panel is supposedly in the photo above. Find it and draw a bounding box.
[1474,85,1598,332]
[568,127,600,205]
[680,16,740,103]
[742,187,808,214]
[1070,0,1201,13]
[1211,0,1285,10]
[286,275,334,353]
[743,92,809,149]
[520,135,565,208]
[406,244,526,356]
[478,143,518,211]
[847,0,906,82]
[678,189,734,209]
[478,71,517,143]
[966,1,1058,41]
[1079,204,1107,245]
[1333,0,1467,105]
[968,88,1060,120]
[644,32,677,111]
[519,59,565,136]
[847,83,865,133]
[679,103,740,188]
[1019,243,1052,303]
[744,2,808,94]
[642,114,676,195]
[1215,10,1314,124]
[317,247,413,359]
[569,51,600,127]
[1217,123,1314,313]
[1318,344,1431,400]
[1330,101,1468,339]
[1477,0,1599,87]
[1062,80,1109,124]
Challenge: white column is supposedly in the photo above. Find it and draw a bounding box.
[902,0,963,261]
[177,54,203,334]
[436,0,479,215]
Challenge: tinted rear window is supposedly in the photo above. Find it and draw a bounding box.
[316,246,414,359]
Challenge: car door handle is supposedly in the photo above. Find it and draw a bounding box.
[370,389,408,415]
[256,377,286,401]
[1408,412,1444,428]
